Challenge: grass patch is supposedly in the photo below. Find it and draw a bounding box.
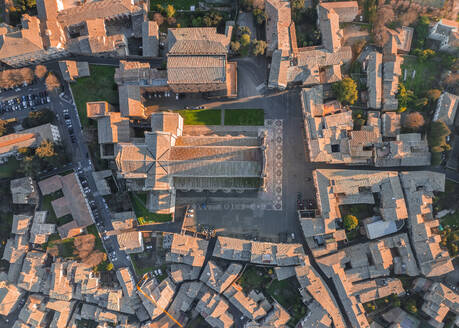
[150,0,199,10]
[50,237,76,258]
[130,192,172,223]
[130,254,154,276]
[86,224,104,252]
[71,65,118,127]
[41,191,63,224]
[224,109,264,126]
[402,57,441,96]
[178,109,221,125]
[0,158,20,179]
[441,212,459,227]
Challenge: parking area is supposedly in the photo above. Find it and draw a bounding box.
[0,91,50,117]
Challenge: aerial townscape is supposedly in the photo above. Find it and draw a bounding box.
[0,0,458,327]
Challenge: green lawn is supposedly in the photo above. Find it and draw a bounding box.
[71,65,118,127]
[130,192,172,223]
[178,109,221,125]
[0,158,20,179]
[87,224,105,252]
[402,57,441,96]
[224,109,264,126]
[130,254,154,276]
[441,212,459,227]
[150,0,200,10]
[41,193,62,224]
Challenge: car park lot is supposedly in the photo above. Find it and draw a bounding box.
[0,91,50,115]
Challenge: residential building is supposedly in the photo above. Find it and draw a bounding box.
[18,294,48,328]
[17,251,47,292]
[301,169,407,256]
[46,299,76,328]
[267,1,358,89]
[414,279,459,328]
[11,214,32,235]
[294,259,346,328]
[224,283,271,320]
[195,289,234,328]
[0,123,61,159]
[170,263,201,284]
[110,212,144,254]
[429,19,459,52]
[137,277,176,320]
[212,236,305,266]
[165,233,209,268]
[142,21,159,57]
[296,300,333,328]
[10,177,38,205]
[365,51,383,109]
[399,171,454,277]
[58,60,90,82]
[166,25,237,97]
[433,92,459,127]
[199,261,242,293]
[29,211,56,244]
[261,301,291,327]
[381,112,401,138]
[380,307,420,327]
[0,274,24,316]
[382,35,404,111]
[38,173,93,238]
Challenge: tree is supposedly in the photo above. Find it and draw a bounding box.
[252,40,267,56]
[35,140,56,158]
[21,68,34,85]
[390,294,401,307]
[343,215,358,231]
[291,0,305,10]
[404,299,418,314]
[22,109,55,129]
[34,65,47,79]
[253,8,267,25]
[203,11,223,27]
[404,112,425,130]
[427,89,441,102]
[45,72,60,92]
[20,155,40,177]
[106,262,114,271]
[230,41,241,53]
[0,119,7,137]
[165,4,175,18]
[238,26,251,37]
[415,97,428,108]
[241,33,251,47]
[397,83,414,109]
[153,13,165,26]
[333,78,358,105]
[413,16,430,49]
[429,121,451,153]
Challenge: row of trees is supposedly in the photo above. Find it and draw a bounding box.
[0,65,49,90]
[231,26,267,56]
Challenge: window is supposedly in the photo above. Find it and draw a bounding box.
[331,144,340,153]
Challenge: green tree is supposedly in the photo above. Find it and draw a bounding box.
[253,8,267,25]
[343,215,358,231]
[231,41,241,53]
[390,294,401,307]
[35,140,56,158]
[397,83,414,109]
[404,299,418,314]
[0,119,7,137]
[428,121,451,153]
[251,39,267,56]
[415,97,428,108]
[241,33,251,47]
[404,112,425,130]
[333,78,358,105]
[20,155,40,177]
[106,262,114,271]
[291,0,305,10]
[427,89,442,102]
[238,26,251,37]
[413,16,430,49]
[165,4,175,18]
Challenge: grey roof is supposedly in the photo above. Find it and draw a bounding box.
[366,51,383,109]
[142,21,159,57]
[433,92,459,127]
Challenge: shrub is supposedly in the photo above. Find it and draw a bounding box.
[231,41,241,53]
[343,215,358,231]
[252,40,267,56]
